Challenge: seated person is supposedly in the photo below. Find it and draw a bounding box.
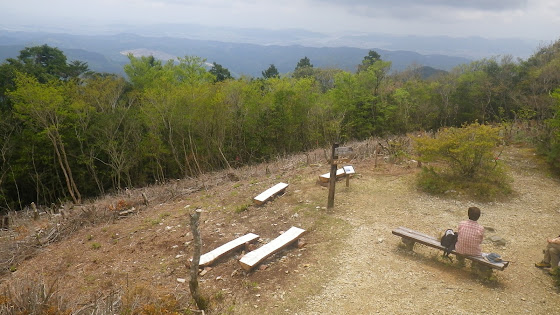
[535,235,560,275]
[455,207,484,257]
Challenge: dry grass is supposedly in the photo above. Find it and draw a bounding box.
[0,136,411,314]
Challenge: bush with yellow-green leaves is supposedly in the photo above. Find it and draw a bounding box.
[414,122,511,200]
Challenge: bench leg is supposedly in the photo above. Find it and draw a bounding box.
[401,238,415,251]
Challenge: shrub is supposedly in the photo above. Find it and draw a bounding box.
[414,122,511,199]
[0,277,70,314]
[541,88,560,174]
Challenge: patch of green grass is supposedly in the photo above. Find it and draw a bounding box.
[242,280,259,290]
[234,203,251,213]
[146,217,161,226]
[213,290,225,302]
[91,242,101,250]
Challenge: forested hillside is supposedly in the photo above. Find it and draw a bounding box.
[0,30,472,76]
[1,40,560,212]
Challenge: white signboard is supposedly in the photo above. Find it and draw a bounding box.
[343,165,355,175]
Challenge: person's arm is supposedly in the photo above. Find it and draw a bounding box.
[547,237,560,244]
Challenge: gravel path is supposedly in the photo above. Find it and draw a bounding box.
[300,146,560,314]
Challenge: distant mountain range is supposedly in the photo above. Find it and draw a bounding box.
[0,25,543,77]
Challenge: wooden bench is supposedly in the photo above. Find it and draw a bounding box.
[195,233,260,267]
[318,168,345,183]
[392,227,509,276]
[253,182,289,205]
[319,166,354,183]
[239,226,306,271]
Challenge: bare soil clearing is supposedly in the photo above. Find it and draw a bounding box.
[1,144,559,314]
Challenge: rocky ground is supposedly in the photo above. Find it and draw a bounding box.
[1,143,559,314]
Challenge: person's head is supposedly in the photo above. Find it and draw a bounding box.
[468,207,481,221]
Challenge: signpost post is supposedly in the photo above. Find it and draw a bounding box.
[327,143,339,209]
[327,144,353,209]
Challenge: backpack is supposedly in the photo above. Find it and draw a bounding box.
[440,229,458,260]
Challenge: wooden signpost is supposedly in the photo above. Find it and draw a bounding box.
[327,144,353,209]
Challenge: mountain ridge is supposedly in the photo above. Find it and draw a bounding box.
[1,29,476,77]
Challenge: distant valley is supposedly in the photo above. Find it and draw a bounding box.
[0,25,541,77]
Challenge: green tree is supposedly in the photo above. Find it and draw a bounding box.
[295,56,313,70]
[358,50,382,73]
[76,73,130,193]
[0,111,18,209]
[262,64,280,79]
[209,62,233,82]
[294,56,314,79]
[123,54,165,90]
[9,73,82,203]
[541,88,560,173]
[0,45,89,110]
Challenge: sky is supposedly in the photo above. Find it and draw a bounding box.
[1,0,559,41]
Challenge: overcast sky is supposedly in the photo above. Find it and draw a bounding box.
[1,0,559,41]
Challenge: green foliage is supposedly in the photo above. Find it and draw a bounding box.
[293,56,314,79]
[540,88,560,173]
[357,50,381,73]
[414,123,512,199]
[4,40,560,210]
[123,54,165,89]
[209,62,233,82]
[262,64,280,79]
[295,56,313,70]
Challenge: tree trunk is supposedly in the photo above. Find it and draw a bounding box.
[48,132,79,204]
[189,208,207,310]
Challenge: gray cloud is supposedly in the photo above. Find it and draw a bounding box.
[312,0,528,11]
[0,0,557,41]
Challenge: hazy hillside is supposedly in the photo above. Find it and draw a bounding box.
[0,30,472,77]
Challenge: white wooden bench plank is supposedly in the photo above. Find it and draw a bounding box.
[195,233,260,266]
[239,226,306,270]
[319,168,346,183]
[253,182,289,205]
[392,227,508,270]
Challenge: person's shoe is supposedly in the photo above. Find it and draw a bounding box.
[549,267,559,276]
[535,261,551,268]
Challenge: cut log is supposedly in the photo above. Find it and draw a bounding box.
[195,233,260,267]
[253,182,289,206]
[239,226,306,271]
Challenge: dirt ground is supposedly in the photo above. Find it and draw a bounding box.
[1,143,559,314]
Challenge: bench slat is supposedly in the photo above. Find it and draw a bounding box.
[319,169,346,183]
[197,233,260,266]
[239,226,306,271]
[392,227,508,270]
[253,183,289,205]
